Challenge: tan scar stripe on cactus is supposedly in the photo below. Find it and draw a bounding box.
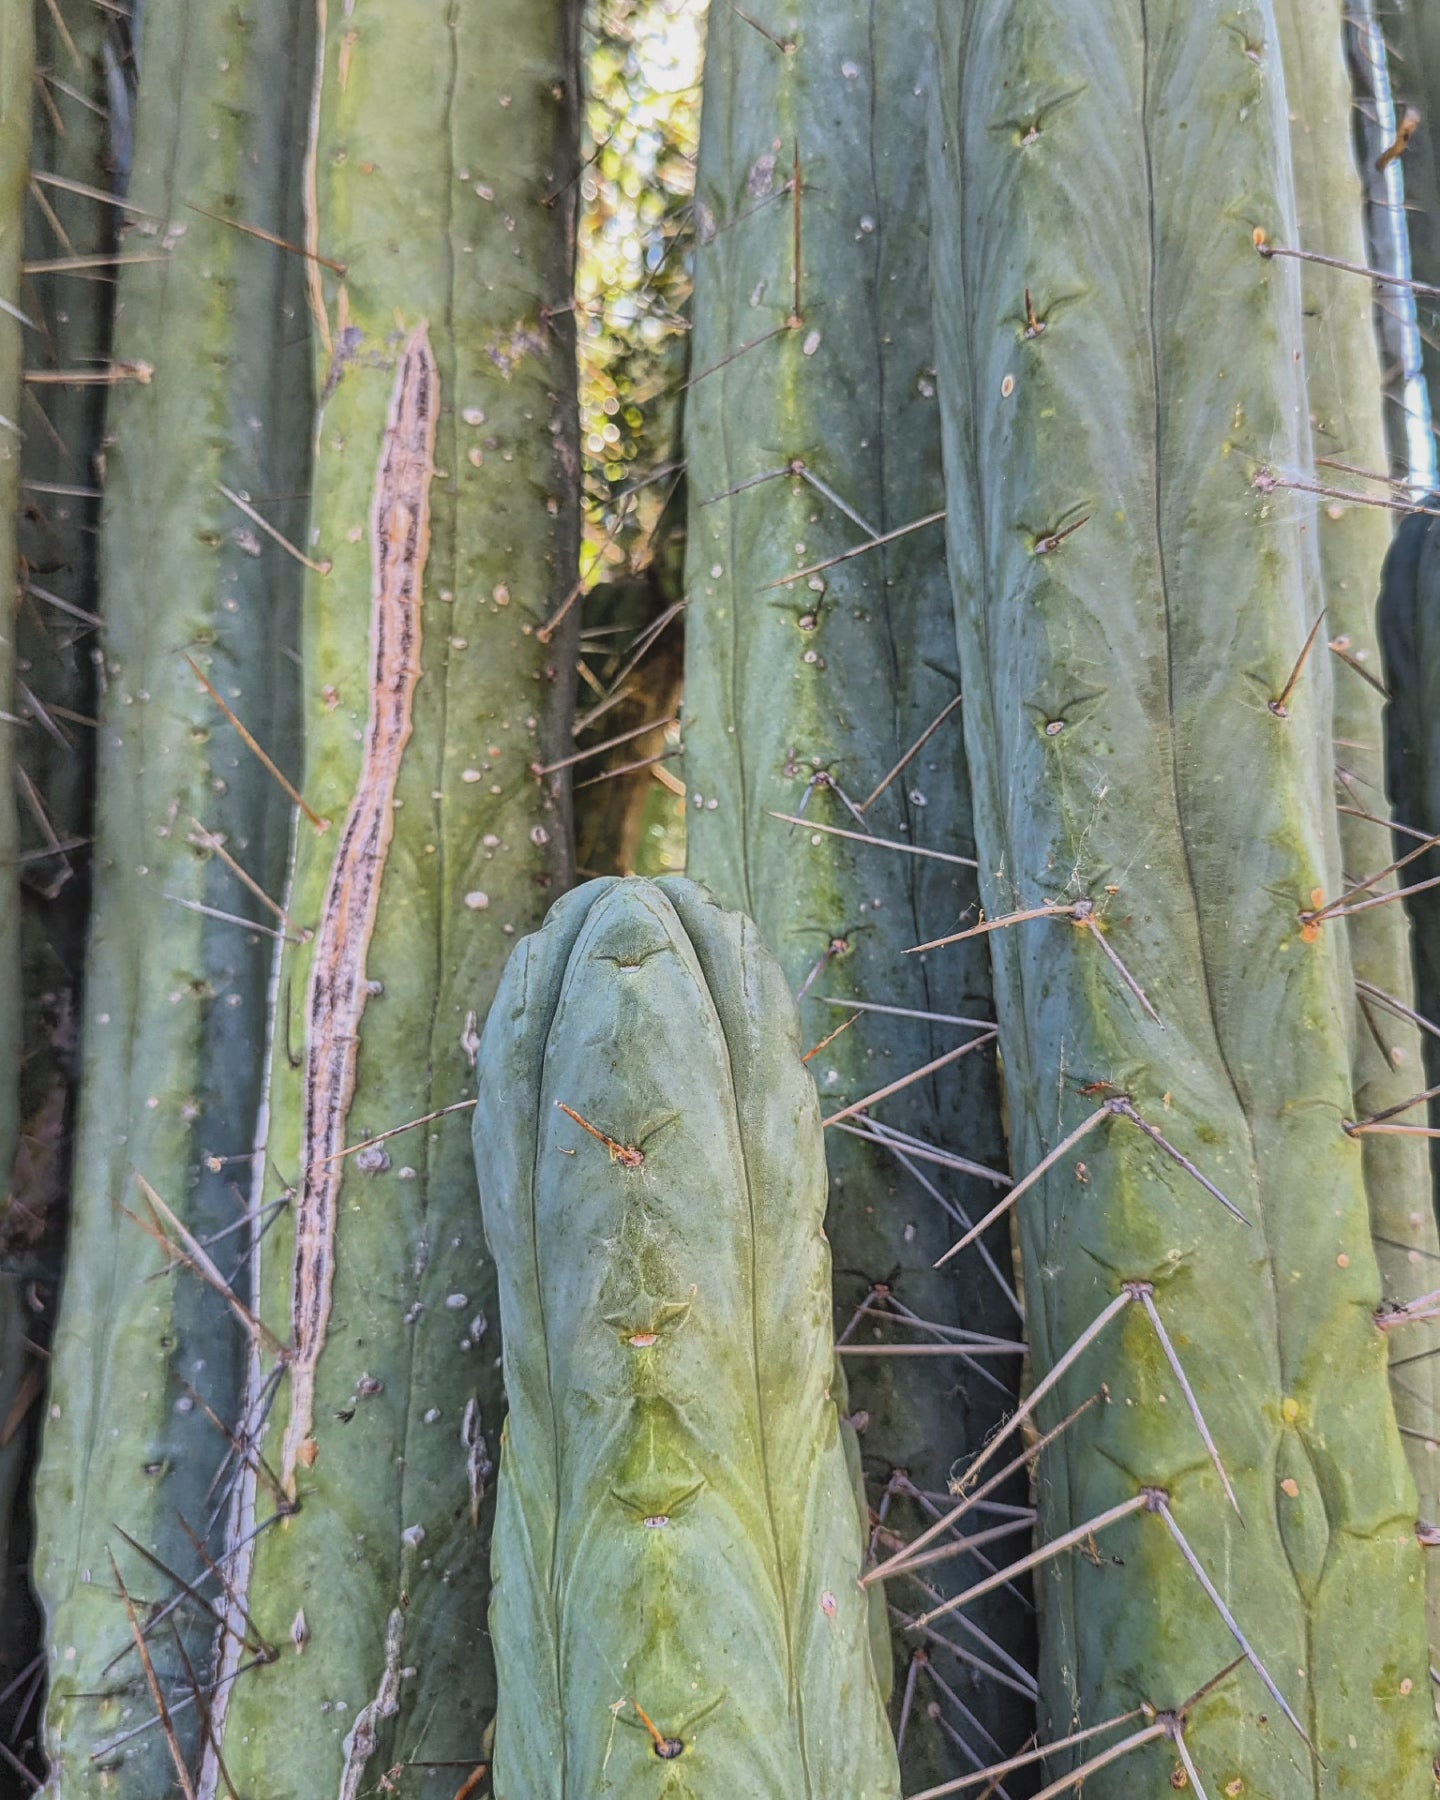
[337,1610,406,1800]
[280,324,438,1493]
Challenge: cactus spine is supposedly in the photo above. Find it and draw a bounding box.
[474,875,901,1799]
[682,9,1027,1780]
[202,4,583,1790]
[31,0,312,1785]
[929,2,1434,1791]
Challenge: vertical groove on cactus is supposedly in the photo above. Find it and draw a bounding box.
[1276,0,1440,1624]
[929,2,1436,1792]
[474,875,902,1800]
[30,0,313,1786]
[202,4,582,1790]
[682,6,1030,1781]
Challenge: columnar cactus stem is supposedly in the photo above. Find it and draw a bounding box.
[1276,0,1440,1604]
[6,0,118,1748]
[682,8,1026,1778]
[31,1,313,1787]
[474,876,902,1800]
[929,3,1435,1791]
[203,4,582,1789]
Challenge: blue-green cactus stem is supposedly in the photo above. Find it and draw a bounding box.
[475,876,902,1800]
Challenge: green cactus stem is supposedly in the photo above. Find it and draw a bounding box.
[1276,0,1440,1613]
[200,4,583,1792]
[928,2,1435,1791]
[682,8,1028,1781]
[30,0,313,1785]
[474,875,902,1800]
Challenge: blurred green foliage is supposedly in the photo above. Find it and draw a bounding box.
[579,0,702,566]
[573,0,703,873]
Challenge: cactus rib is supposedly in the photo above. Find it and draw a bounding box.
[682,9,1028,1782]
[474,875,902,1799]
[929,2,1435,1791]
